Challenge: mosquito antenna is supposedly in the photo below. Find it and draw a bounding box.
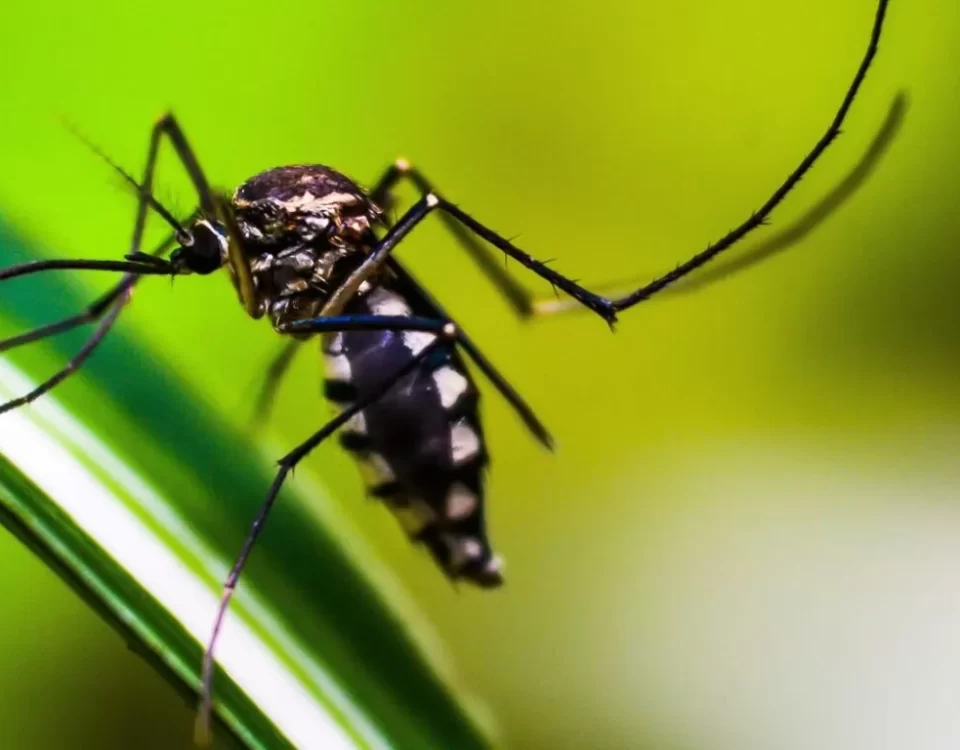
[61,119,193,245]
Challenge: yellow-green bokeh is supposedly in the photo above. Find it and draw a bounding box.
[1,0,958,747]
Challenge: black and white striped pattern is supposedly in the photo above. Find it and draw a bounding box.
[321,280,502,587]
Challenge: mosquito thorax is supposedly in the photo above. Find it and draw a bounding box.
[230,165,385,328]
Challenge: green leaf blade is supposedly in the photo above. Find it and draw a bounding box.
[0,220,492,749]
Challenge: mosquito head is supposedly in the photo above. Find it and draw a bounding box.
[170,220,227,275]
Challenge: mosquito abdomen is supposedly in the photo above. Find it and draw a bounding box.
[321,282,504,587]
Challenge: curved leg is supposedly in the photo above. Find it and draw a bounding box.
[249,339,304,427]
[282,313,552,449]
[0,113,217,412]
[370,161,538,318]
[196,323,456,745]
[368,0,889,326]
[0,225,185,414]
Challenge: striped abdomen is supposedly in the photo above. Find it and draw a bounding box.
[321,282,503,587]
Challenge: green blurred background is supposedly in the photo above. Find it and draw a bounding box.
[1,0,958,747]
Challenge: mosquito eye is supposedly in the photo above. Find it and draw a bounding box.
[174,221,225,274]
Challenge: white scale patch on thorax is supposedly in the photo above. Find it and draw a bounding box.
[278,190,360,213]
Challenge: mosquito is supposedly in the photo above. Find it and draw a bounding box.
[0,0,890,741]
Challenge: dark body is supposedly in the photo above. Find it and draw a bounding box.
[326,277,500,585]
[232,164,503,586]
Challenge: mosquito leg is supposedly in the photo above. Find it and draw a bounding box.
[249,339,304,427]
[0,119,206,409]
[0,280,133,357]
[0,301,125,416]
[672,90,908,296]
[370,161,536,317]
[375,89,903,321]
[196,324,456,744]
[282,313,552,448]
[318,195,443,316]
[84,112,258,313]
[369,0,889,326]
[0,258,176,283]
[476,89,906,317]
[387,258,553,446]
[252,159,554,427]
[133,113,217,240]
[0,229,185,355]
[0,267,176,415]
